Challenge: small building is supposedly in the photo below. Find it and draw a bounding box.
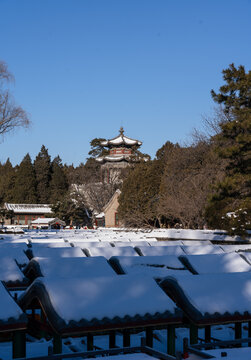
[4,203,52,226]
[96,127,143,183]
[31,217,66,229]
[102,189,122,228]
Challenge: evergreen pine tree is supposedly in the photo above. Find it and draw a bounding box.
[49,156,69,203]
[0,158,16,203]
[12,154,37,203]
[206,64,251,234]
[34,145,52,203]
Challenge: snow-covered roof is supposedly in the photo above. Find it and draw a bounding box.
[179,253,251,274]
[4,203,52,214]
[31,217,65,226]
[160,272,251,324]
[0,257,26,284]
[0,281,27,329]
[110,255,186,278]
[136,245,185,257]
[85,245,139,259]
[71,241,112,248]
[101,128,142,147]
[19,275,181,333]
[95,212,105,219]
[24,256,116,279]
[29,246,86,259]
[181,244,224,255]
[96,154,131,163]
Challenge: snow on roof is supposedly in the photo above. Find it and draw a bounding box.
[0,255,26,284]
[145,229,245,242]
[95,212,105,219]
[221,244,251,253]
[179,253,251,274]
[101,128,142,147]
[85,246,139,259]
[71,241,112,248]
[30,246,86,259]
[0,243,29,266]
[110,255,186,278]
[113,241,150,247]
[19,274,180,331]
[160,272,251,324]
[181,245,224,255]
[96,155,131,163]
[31,217,65,226]
[4,203,52,214]
[31,242,71,248]
[0,281,26,326]
[239,252,251,265]
[136,245,185,257]
[148,240,184,246]
[24,256,116,279]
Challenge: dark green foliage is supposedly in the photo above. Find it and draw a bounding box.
[118,160,164,227]
[49,156,68,203]
[34,145,52,203]
[12,154,37,203]
[206,64,251,235]
[0,159,16,203]
[88,138,109,158]
[155,141,180,161]
[51,191,91,227]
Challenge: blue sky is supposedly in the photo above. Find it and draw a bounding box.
[1,0,251,165]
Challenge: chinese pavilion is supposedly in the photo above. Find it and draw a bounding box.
[96,127,142,183]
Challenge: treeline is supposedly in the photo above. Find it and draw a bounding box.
[118,64,251,235]
[0,145,69,205]
[0,146,114,226]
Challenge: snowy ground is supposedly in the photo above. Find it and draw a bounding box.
[0,227,251,359]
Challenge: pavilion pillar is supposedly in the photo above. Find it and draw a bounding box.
[109,330,116,349]
[87,333,94,351]
[123,329,130,347]
[189,324,198,345]
[205,325,211,343]
[12,330,26,359]
[146,327,153,348]
[53,333,62,354]
[167,324,176,356]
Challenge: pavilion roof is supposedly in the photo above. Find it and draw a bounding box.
[101,127,142,147]
[18,275,181,334]
[160,272,251,325]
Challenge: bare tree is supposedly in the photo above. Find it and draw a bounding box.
[158,142,226,228]
[0,60,30,137]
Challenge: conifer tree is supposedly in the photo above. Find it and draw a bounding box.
[0,158,16,203]
[12,154,37,203]
[49,156,68,203]
[118,160,163,227]
[206,64,251,234]
[34,145,52,203]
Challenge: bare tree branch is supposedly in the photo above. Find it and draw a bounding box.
[0,60,30,137]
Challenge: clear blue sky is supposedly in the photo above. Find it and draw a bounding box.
[1,0,251,166]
